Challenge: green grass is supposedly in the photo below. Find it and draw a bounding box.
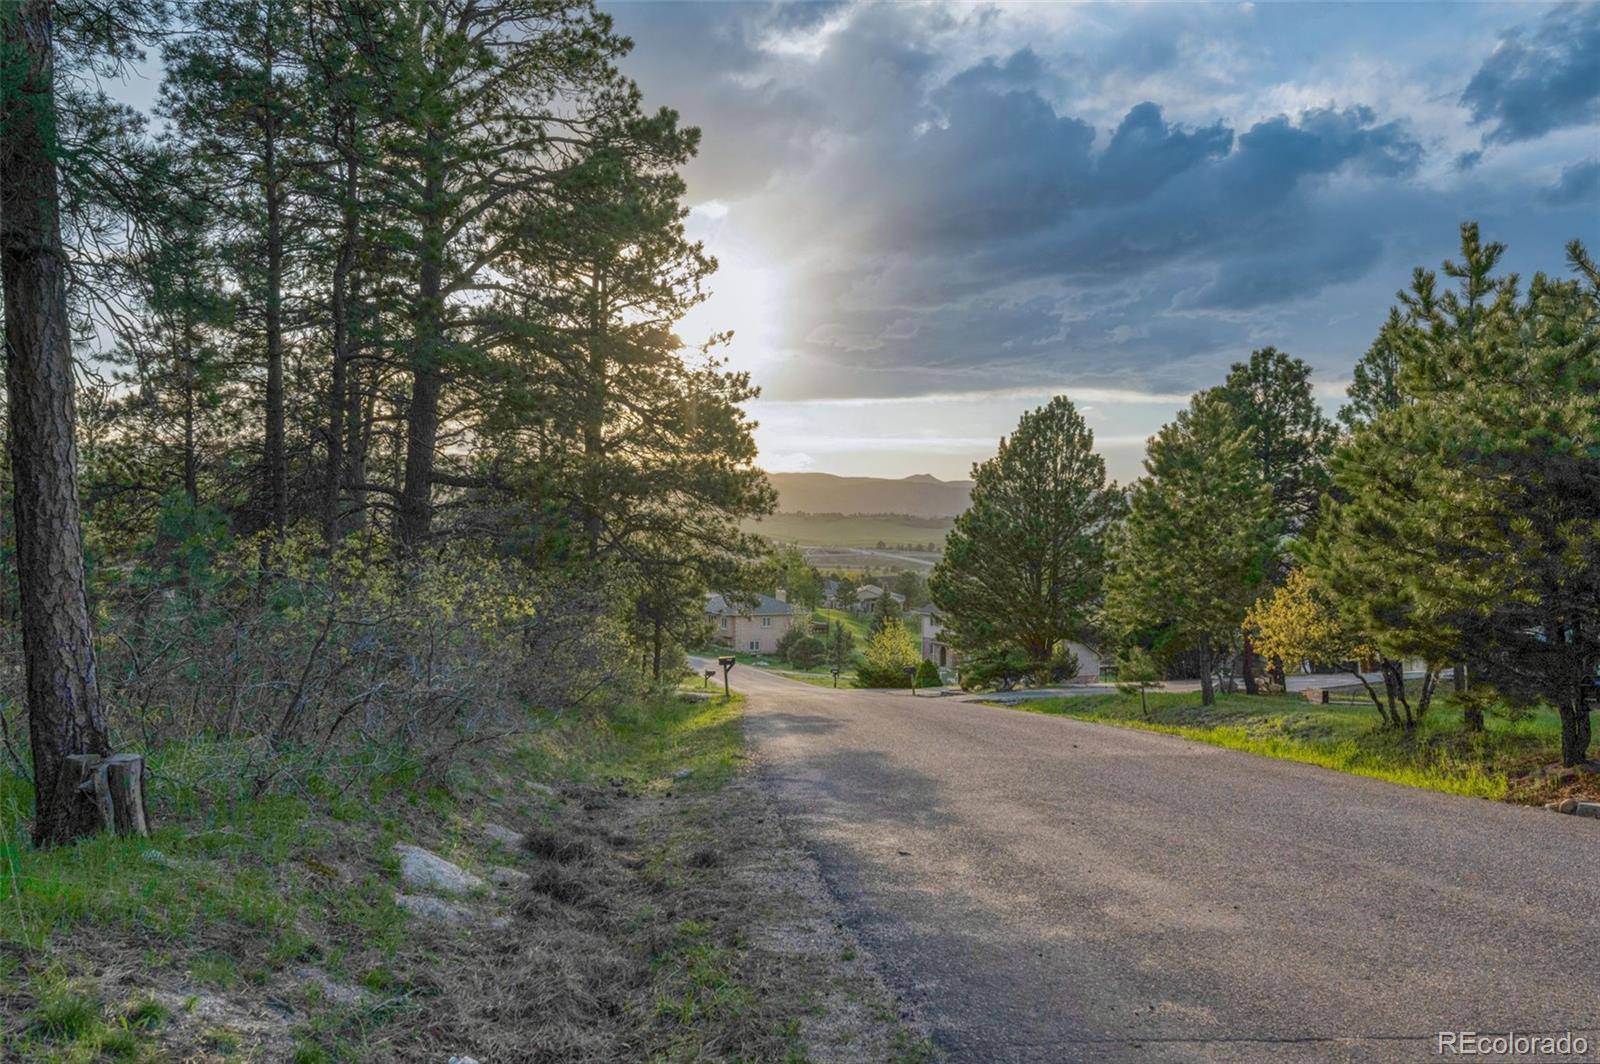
[811,606,920,643]
[0,688,745,1056]
[516,691,746,796]
[1,688,925,1059]
[6,968,170,1062]
[1006,689,1569,802]
[740,513,951,549]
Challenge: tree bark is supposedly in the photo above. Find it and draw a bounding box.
[581,268,606,557]
[1240,635,1259,695]
[398,146,444,553]
[1197,635,1215,706]
[322,133,358,546]
[1558,684,1592,768]
[651,614,663,683]
[261,12,287,535]
[1,0,114,846]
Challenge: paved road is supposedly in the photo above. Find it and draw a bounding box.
[719,664,1600,1062]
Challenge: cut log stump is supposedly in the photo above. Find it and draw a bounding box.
[68,753,150,838]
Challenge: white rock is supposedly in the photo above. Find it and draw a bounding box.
[394,892,475,925]
[448,1056,482,1064]
[482,822,525,848]
[673,769,693,780]
[1575,801,1600,819]
[291,967,371,1007]
[394,845,484,896]
[489,866,530,888]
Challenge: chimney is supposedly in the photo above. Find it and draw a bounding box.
[775,588,787,603]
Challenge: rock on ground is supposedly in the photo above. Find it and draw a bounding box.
[395,844,484,896]
[483,822,526,848]
[489,866,530,888]
[394,893,475,925]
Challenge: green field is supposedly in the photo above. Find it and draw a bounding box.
[1007,690,1581,803]
[811,606,919,643]
[741,512,952,549]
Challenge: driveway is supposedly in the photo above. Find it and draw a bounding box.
[716,663,1600,1062]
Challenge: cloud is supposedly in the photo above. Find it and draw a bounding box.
[608,0,1599,415]
[1460,3,1600,145]
[1541,157,1600,206]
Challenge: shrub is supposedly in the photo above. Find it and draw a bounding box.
[856,625,919,688]
[784,635,825,669]
[4,506,633,800]
[958,646,1032,692]
[914,659,942,688]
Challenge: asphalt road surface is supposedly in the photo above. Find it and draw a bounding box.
[719,664,1600,1062]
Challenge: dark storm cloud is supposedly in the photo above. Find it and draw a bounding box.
[605,1,1600,402]
[1542,158,1600,206]
[1461,2,1600,145]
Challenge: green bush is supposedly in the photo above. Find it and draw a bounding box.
[856,626,919,687]
[784,635,825,669]
[914,659,942,688]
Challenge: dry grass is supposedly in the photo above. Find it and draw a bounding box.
[2,690,930,1062]
[398,773,931,1062]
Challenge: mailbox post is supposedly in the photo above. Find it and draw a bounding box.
[830,666,841,689]
[702,668,715,689]
[904,664,917,697]
[718,655,736,698]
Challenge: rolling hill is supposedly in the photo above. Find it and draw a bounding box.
[764,472,972,518]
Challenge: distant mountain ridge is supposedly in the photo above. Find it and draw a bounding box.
[764,472,973,518]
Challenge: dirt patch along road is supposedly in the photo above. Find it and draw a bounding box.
[725,664,1600,1062]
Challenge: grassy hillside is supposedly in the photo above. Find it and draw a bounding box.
[0,692,929,1061]
[742,512,952,549]
[1007,690,1587,804]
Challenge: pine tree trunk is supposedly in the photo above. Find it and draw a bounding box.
[1558,691,1592,768]
[181,335,198,505]
[1197,635,1215,706]
[261,29,287,536]
[322,143,357,546]
[1,0,114,846]
[1240,635,1258,695]
[651,616,663,683]
[398,154,444,553]
[581,269,606,557]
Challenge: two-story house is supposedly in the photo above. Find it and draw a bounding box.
[706,591,795,655]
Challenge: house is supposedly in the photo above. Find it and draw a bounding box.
[1056,640,1104,684]
[852,584,906,614]
[821,578,841,607]
[706,590,794,655]
[909,603,1103,682]
[909,605,960,668]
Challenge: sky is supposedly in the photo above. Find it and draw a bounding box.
[603,0,1600,483]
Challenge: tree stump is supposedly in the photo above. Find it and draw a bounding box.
[66,753,150,838]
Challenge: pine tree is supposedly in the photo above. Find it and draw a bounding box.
[930,395,1122,674]
[1212,346,1337,692]
[1103,392,1276,706]
[1310,223,1599,757]
[1339,309,1407,430]
[161,0,303,534]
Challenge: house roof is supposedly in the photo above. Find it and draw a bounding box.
[855,584,884,598]
[705,592,793,618]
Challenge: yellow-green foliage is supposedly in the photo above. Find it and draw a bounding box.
[856,625,920,688]
[1244,568,1373,672]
